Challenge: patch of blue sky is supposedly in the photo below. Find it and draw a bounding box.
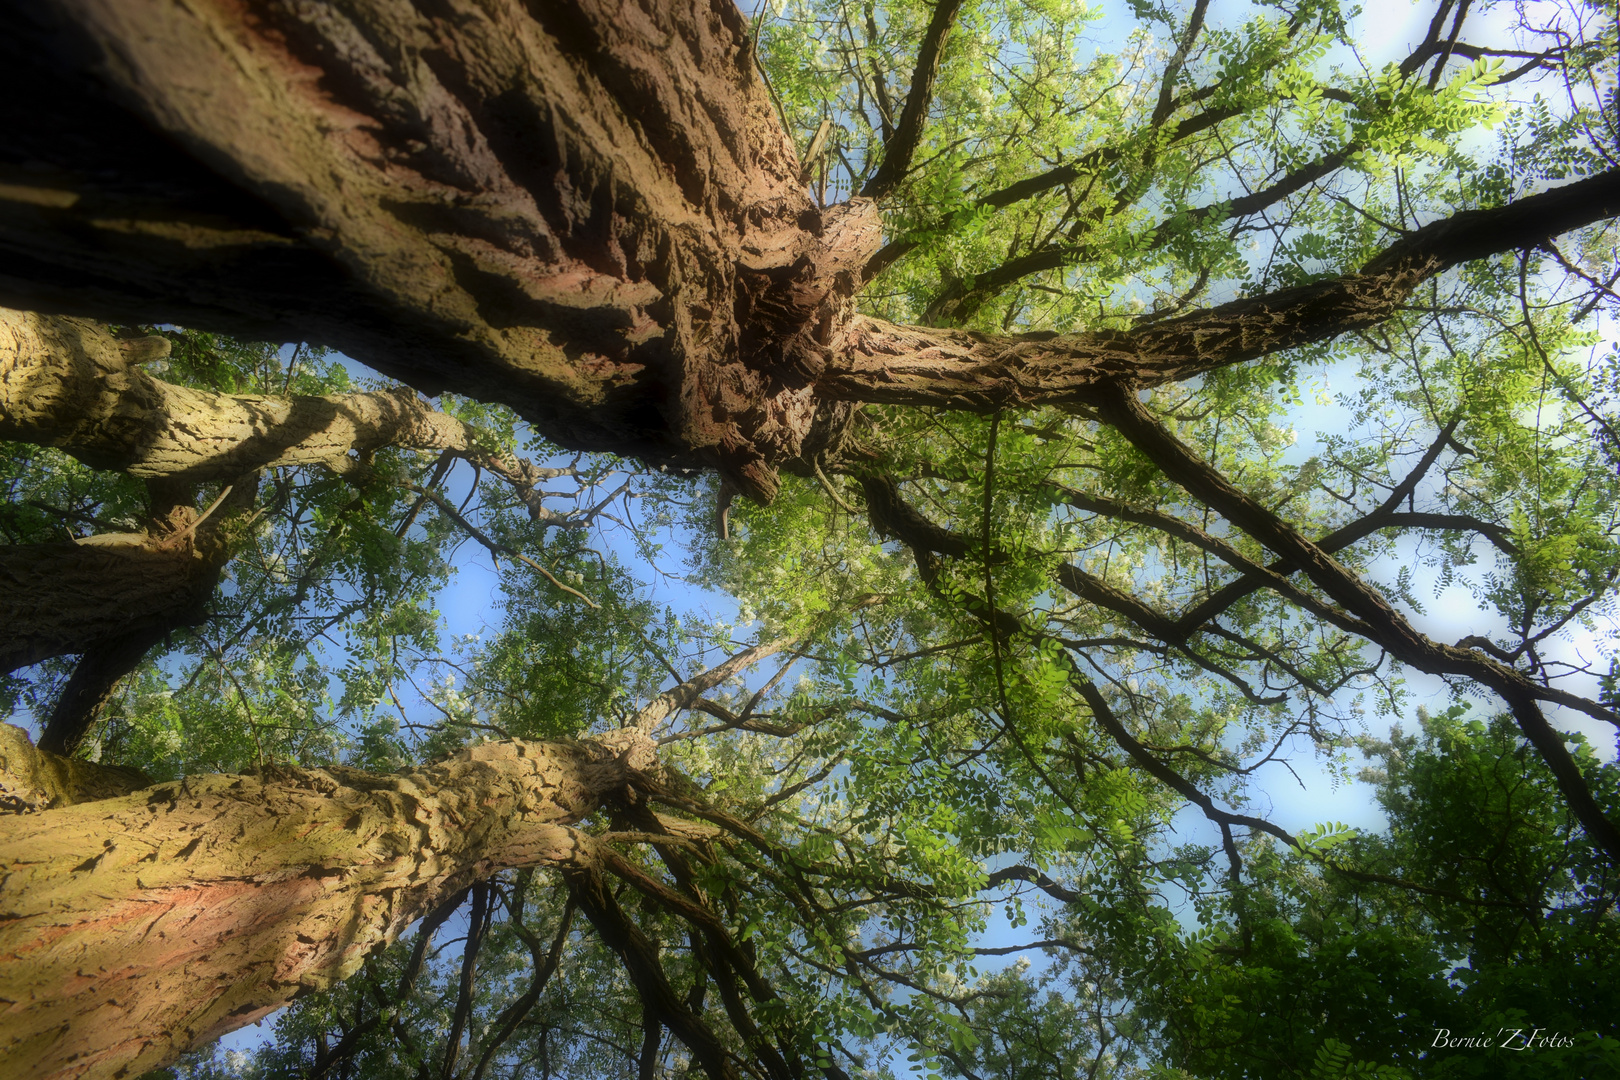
[62,1,1620,1072]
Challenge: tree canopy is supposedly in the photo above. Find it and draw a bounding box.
[1,0,1618,1078]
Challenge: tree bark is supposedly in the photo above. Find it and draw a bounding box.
[1,307,476,481]
[0,0,880,501]
[823,169,1620,410]
[0,722,149,813]
[0,730,658,1080]
[36,627,171,756]
[1,306,574,730]
[0,526,218,675]
[0,1,1614,500]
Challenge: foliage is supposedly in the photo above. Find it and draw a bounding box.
[1130,709,1620,1079]
[8,0,1620,1078]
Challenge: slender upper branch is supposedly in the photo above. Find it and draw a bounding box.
[1150,0,1212,127]
[860,0,965,200]
[1092,381,1620,865]
[863,102,1244,282]
[629,637,800,733]
[823,168,1620,410]
[922,144,1356,324]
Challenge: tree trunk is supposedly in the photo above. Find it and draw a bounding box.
[0,0,879,501]
[0,2,1614,500]
[1,307,476,480]
[36,627,172,756]
[0,730,657,1080]
[0,527,217,675]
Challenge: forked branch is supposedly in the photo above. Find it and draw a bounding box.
[860,0,965,200]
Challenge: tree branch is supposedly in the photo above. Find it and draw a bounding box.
[37,626,170,756]
[823,168,1620,409]
[863,103,1244,282]
[1151,0,1211,127]
[564,860,738,1080]
[630,637,803,733]
[398,481,598,608]
[0,723,150,814]
[438,882,489,1080]
[860,0,965,200]
[1093,381,1620,864]
[923,145,1356,323]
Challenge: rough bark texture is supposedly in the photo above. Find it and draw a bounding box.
[0,723,150,813]
[823,169,1620,410]
[0,0,881,501]
[1,307,473,480]
[0,524,218,675]
[0,2,1614,500]
[0,730,657,1080]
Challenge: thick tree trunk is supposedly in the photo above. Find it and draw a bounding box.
[0,527,218,675]
[0,2,1614,500]
[1,307,475,480]
[0,0,879,501]
[0,730,656,1080]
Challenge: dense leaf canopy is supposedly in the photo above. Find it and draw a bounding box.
[2,0,1619,1078]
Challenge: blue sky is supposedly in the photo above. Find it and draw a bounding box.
[57,0,1620,1067]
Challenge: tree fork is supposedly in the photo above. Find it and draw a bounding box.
[0,0,881,500]
[1,3,1614,498]
[0,730,658,1080]
[857,465,1620,872]
[1092,381,1620,865]
[563,862,740,1080]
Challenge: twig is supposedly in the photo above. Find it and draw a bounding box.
[401,480,598,608]
[813,460,859,515]
[168,484,235,543]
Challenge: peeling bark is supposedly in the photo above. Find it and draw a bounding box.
[0,731,658,1080]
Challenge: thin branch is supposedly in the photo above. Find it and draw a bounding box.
[1094,382,1620,864]
[400,480,597,608]
[860,0,964,199]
